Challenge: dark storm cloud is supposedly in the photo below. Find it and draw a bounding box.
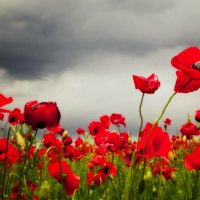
[0,7,67,79]
[1,0,200,80]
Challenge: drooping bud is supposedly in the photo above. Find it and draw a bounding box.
[144,169,153,181]
[14,132,26,150]
[171,172,177,182]
[62,130,69,140]
[168,151,175,161]
[182,135,187,142]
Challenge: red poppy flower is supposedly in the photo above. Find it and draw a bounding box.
[47,124,65,135]
[88,155,107,170]
[74,137,84,147]
[96,132,129,154]
[0,138,19,164]
[132,74,161,94]
[163,118,172,125]
[62,136,73,146]
[42,132,62,151]
[24,101,61,129]
[100,161,117,178]
[180,122,200,139]
[76,128,85,135]
[10,182,38,200]
[87,171,102,186]
[48,161,80,196]
[8,108,24,125]
[171,47,200,93]
[0,93,13,121]
[87,156,117,186]
[137,123,171,158]
[100,115,111,129]
[171,47,200,80]
[184,146,200,170]
[64,145,76,160]
[174,70,200,93]
[195,110,200,122]
[152,162,176,180]
[88,121,106,136]
[110,113,126,127]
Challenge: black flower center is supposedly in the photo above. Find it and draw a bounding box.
[191,62,200,71]
[93,128,99,134]
[102,166,110,174]
[36,121,47,129]
[9,116,16,123]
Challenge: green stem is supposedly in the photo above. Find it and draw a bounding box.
[139,93,145,133]
[1,127,12,200]
[136,93,145,149]
[192,170,199,200]
[154,92,177,125]
[141,92,177,170]
[128,92,177,200]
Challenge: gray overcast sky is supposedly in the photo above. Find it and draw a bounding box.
[1,0,200,137]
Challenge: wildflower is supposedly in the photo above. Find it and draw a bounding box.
[42,132,62,151]
[24,101,61,129]
[180,122,200,139]
[137,123,171,158]
[110,113,126,127]
[47,124,65,135]
[0,138,19,164]
[163,118,172,125]
[100,161,117,178]
[48,161,80,196]
[76,128,85,135]
[8,108,24,125]
[88,121,106,136]
[100,115,111,129]
[152,162,176,180]
[184,146,200,170]
[87,171,102,186]
[62,135,73,146]
[171,47,200,93]
[132,74,160,94]
[174,71,200,93]
[74,137,84,147]
[0,93,13,121]
[87,156,117,187]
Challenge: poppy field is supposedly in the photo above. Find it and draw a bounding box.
[1,47,200,200]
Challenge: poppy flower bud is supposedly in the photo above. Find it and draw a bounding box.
[62,130,69,140]
[24,101,61,129]
[171,172,177,182]
[182,135,187,142]
[168,151,175,161]
[144,170,152,181]
[152,186,157,193]
[14,132,26,150]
